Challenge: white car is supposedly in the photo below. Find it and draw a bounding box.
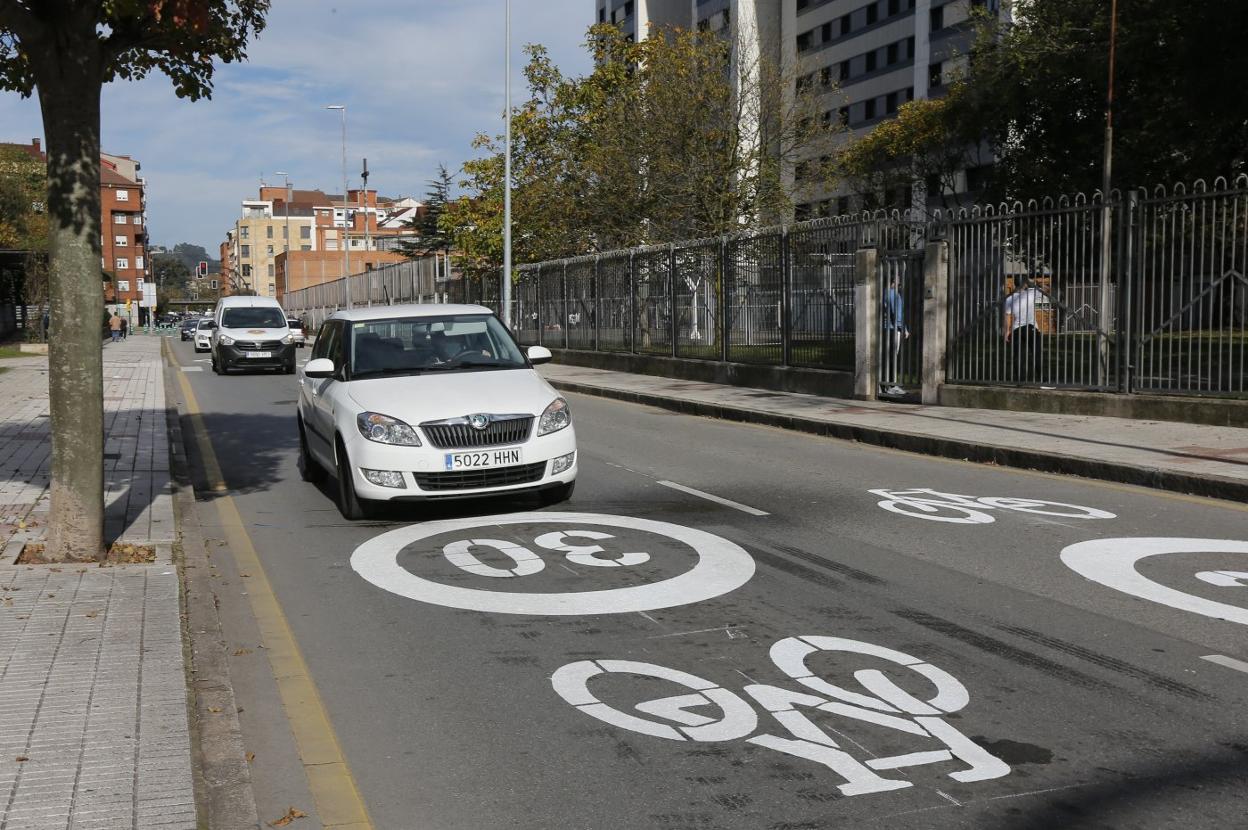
[286,318,306,348]
[296,304,577,519]
[193,318,216,352]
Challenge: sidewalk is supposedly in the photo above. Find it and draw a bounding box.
[0,335,195,829]
[540,363,1248,503]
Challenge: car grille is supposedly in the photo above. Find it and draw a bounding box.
[414,461,546,492]
[236,340,282,351]
[422,416,534,450]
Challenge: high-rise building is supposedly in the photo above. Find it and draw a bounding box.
[222,187,325,297]
[100,152,151,315]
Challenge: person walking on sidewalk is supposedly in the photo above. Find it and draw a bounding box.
[120,316,128,340]
[108,311,123,343]
[1004,276,1044,382]
[880,274,909,396]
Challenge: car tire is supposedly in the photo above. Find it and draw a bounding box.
[335,439,375,520]
[297,419,326,484]
[539,481,575,507]
[284,362,295,375]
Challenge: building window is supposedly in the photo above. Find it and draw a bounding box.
[266,245,274,255]
[865,51,877,72]
[135,256,144,269]
[887,43,898,65]
[301,245,311,252]
[269,283,276,294]
[210,279,219,290]
[820,110,833,127]
[837,196,851,215]
[267,264,275,278]
[241,244,250,257]
[326,240,338,251]
[929,61,944,88]
[839,60,850,81]
[796,31,812,52]
[796,73,813,92]
[817,199,832,218]
[839,15,851,36]
[114,214,127,224]
[886,91,899,113]
[795,162,809,182]
[266,225,273,238]
[114,234,128,247]
[242,265,252,278]
[117,280,130,292]
[795,203,812,221]
[930,6,944,31]
[240,226,249,239]
[300,225,311,239]
[820,22,831,42]
[906,86,915,101]
[888,0,899,14]
[838,106,850,125]
[863,98,877,120]
[819,66,832,87]
[116,258,129,270]
[866,3,878,24]
[907,36,915,59]
[116,189,129,202]
[282,226,288,238]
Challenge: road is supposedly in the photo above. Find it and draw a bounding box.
[165,337,1248,830]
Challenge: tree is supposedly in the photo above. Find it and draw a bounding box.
[397,164,455,258]
[169,241,218,275]
[0,0,269,560]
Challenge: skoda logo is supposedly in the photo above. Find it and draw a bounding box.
[468,414,491,431]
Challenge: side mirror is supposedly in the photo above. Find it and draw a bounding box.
[527,345,553,366]
[304,357,335,378]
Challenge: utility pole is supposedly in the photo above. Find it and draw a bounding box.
[362,158,372,306]
[275,170,291,303]
[326,105,352,308]
[502,0,513,326]
[1097,0,1118,387]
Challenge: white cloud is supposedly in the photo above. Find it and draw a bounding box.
[0,0,593,250]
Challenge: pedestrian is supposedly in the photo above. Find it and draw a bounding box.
[880,274,908,396]
[41,308,49,341]
[1004,275,1044,382]
[108,311,123,343]
[120,316,128,340]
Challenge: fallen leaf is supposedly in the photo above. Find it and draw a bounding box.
[245,751,255,763]
[232,648,253,656]
[207,707,222,714]
[268,806,307,827]
[239,573,251,578]
[84,611,98,619]
[49,567,61,573]
[14,756,28,763]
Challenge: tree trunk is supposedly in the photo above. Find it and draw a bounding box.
[35,54,106,561]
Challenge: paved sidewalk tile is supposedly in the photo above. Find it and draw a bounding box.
[0,336,173,552]
[541,363,1248,493]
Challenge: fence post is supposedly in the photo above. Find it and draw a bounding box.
[921,240,949,405]
[592,256,600,352]
[669,244,678,358]
[1118,190,1137,393]
[720,237,730,362]
[562,261,570,350]
[629,251,637,354]
[535,264,543,347]
[781,227,792,368]
[854,246,879,400]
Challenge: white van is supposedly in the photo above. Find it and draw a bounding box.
[211,295,297,375]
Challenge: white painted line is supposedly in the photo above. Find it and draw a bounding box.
[181,367,204,373]
[657,480,769,516]
[1202,654,1248,675]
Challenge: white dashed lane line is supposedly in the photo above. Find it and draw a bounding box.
[656,480,770,517]
[1202,654,1248,675]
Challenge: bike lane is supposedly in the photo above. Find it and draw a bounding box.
[169,339,1248,828]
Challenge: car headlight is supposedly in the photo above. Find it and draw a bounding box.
[537,397,571,436]
[356,412,421,446]
[281,334,295,344]
[218,335,234,346]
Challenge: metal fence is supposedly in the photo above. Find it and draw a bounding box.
[282,255,443,329]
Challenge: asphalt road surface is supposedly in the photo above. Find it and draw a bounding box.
[167,338,1248,830]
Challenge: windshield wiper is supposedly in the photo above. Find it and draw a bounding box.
[422,360,519,371]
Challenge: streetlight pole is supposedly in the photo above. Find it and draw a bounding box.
[361,158,372,306]
[274,170,291,304]
[1097,0,1118,387]
[326,105,352,309]
[502,0,512,327]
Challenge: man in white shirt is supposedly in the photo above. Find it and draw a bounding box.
[1004,277,1044,382]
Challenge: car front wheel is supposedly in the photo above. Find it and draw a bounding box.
[297,419,326,484]
[335,439,375,520]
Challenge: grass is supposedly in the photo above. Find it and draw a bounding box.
[0,344,24,359]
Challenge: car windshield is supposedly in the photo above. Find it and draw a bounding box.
[287,319,302,329]
[349,314,527,378]
[197,320,215,330]
[221,307,285,328]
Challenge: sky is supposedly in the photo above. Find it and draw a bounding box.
[0,0,592,253]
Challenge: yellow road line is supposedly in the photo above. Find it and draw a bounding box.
[174,364,374,829]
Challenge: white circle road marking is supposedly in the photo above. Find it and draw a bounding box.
[350,512,756,615]
[1060,537,1248,626]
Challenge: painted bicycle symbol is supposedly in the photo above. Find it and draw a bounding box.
[552,635,1011,797]
[870,488,1117,524]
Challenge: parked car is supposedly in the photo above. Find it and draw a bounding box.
[210,295,296,375]
[296,304,576,519]
[193,318,216,352]
[179,318,200,341]
[286,318,306,348]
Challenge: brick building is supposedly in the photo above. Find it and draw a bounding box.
[100,152,150,315]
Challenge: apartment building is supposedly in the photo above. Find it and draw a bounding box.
[222,187,324,297]
[100,152,151,312]
[594,0,1003,219]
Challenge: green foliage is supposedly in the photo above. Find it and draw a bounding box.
[0,144,48,250]
[446,23,837,277]
[397,164,455,258]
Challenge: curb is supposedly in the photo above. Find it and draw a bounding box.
[549,379,1248,505]
[163,338,263,830]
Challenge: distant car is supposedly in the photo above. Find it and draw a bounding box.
[210,295,296,375]
[193,319,216,352]
[296,304,575,520]
[286,318,306,348]
[179,318,199,341]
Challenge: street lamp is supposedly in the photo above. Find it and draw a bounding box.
[502,0,512,327]
[326,105,352,309]
[274,170,292,302]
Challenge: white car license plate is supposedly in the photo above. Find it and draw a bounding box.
[245,351,272,358]
[445,448,521,471]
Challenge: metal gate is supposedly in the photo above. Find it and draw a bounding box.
[878,249,925,396]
